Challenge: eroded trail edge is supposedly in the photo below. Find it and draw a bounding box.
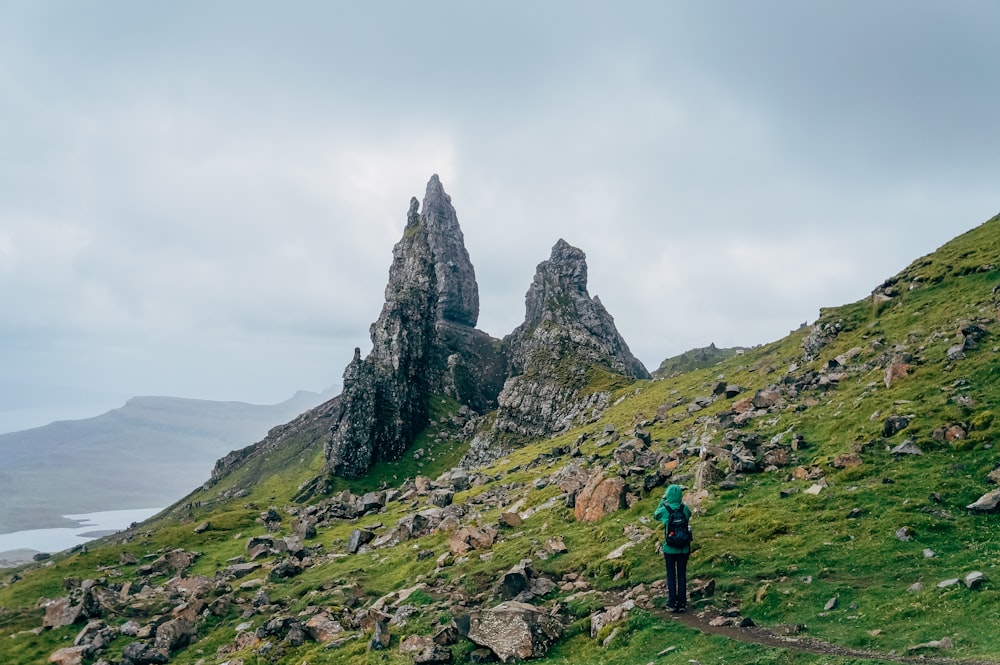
[650,606,1000,665]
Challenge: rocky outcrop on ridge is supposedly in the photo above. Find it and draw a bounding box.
[208,176,646,486]
[463,240,650,467]
[324,176,505,479]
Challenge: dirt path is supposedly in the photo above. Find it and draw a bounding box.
[650,605,1000,665]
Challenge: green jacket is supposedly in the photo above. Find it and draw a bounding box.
[654,484,692,554]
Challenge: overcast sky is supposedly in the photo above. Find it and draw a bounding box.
[1,2,998,434]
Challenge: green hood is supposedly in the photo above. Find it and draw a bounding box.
[664,484,684,509]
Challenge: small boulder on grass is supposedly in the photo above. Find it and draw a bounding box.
[965,571,986,590]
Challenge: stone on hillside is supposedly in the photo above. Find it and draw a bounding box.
[823,597,838,611]
[832,453,862,469]
[574,474,627,522]
[121,641,169,664]
[43,597,86,629]
[430,489,455,508]
[545,536,568,555]
[989,467,1000,485]
[119,552,139,566]
[803,484,825,496]
[762,447,790,468]
[348,528,376,554]
[467,601,562,662]
[693,460,720,492]
[48,646,90,665]
[223,562,261,579]
[890,440,923,456]
[369,616,392,651]
[908,582,925,593]
[882,415,911,437]
[965,571,986,589]
[590,600,634,639]
[499,512,523,528]
[449,525,497,556]
[497,564,532,601]
[154,617,195,652]
[895,526,915,542]
[907,637,954,652]
[937,578,960,588]
[967,488,1000,513]
[883,358,911,388]
[362,491,386,512]
[399,634,453,663]
[944,424,967,441]
[304,611,345,643]
[193,521,210,534]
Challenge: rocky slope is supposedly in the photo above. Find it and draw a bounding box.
[3,204,998,665]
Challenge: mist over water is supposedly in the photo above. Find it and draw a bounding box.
[0,507,162,555]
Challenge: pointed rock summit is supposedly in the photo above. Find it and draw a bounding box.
[509,239,649,379]
[464,239,649,466]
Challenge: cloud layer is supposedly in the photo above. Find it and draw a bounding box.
[1,2,997,432]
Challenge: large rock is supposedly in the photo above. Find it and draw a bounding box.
[449,525,497,556]
[968,489,1000,513]
[42,597,86,629]
[574,473,627,522]
[48,646,90,665]
[154,617,196,652]
[467,601,562,662]
[399,634,453,663]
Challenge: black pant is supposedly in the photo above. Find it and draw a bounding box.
[664,552,689,607]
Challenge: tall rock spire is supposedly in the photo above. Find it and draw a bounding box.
[422,174,480,327]
[324,175,502,479]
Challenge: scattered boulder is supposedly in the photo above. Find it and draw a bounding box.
[467,601,562,663]
[449,526,497,556]
[154,618,196,652]
[348,529,376,554]
[590,600,634,639]
[573,473,627,522]
[965,571,986,590]
[907,637,954,652]
[48,646,90,665]
[399,634,453,663]
[967,489,1000,513]
[890,440,923,456]
[305,612,345,643]
[882,415,912,438]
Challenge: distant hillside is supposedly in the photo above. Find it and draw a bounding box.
[0,391,331,534]
[653,342,745,377]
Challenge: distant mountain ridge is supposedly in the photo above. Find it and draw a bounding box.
[0,390,332,534]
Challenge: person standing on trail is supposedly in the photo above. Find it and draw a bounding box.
[654,484,692,612]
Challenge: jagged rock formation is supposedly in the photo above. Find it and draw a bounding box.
[463,240,650,467]
[208,177,647,485]
[324,176,505,479]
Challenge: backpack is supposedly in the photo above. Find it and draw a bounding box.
[664,505,691,548]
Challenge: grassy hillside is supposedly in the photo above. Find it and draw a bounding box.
[0,214,998,665]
